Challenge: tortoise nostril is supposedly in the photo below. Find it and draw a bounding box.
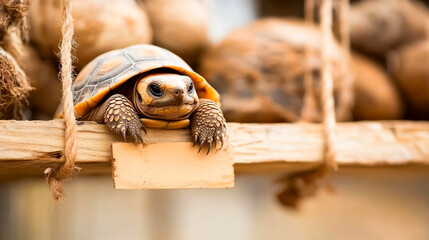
[175,89,184,95]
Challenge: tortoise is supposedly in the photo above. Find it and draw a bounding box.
[59,44,226,153]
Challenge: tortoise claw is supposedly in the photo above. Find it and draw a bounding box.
[104,94,145,143]
[138,132,144,143]
[141,125,147,135]
[132,131,144,143]
[207,141,212,155]
[193,135,198,147]
[121,128,127,141]
[198,139,205,153]
[190,99,227,154]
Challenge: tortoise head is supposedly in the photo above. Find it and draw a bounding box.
[133,73,200,120]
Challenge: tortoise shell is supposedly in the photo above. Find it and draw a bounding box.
[71,44,219,118]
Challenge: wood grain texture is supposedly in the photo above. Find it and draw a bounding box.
[1,120,429,179]
[112,142,234,189]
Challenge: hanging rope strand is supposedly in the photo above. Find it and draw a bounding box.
[336,0,354,121]
[277,0,341,208]
[300,0,318,122]
[44,0,79,201]
[320,0,337,170]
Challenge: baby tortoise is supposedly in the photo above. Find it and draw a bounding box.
[58,44,226,153]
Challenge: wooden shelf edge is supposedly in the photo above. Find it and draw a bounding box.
[1,120,429,179]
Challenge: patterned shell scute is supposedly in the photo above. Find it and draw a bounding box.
[71,44,220,118]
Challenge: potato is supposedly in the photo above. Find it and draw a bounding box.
[350,0,429,56]
[388,40,429,118]
[351,53,403,120]
[29,0,152,70]
[142,0,209,66]
[20,46,61,119]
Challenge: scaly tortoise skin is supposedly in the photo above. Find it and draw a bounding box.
[61,44,226,153]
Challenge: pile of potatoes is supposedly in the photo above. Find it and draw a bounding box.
[349,0,429,119]
[199,0,428,122]
[4,0,428,121]
[199,18,403,122]
[25,0,209,118]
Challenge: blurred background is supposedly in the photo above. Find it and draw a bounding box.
[1,0,429,239]
[1,169,429,239]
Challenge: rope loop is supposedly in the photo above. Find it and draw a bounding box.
[44,0,79,201]
[278,0,344,208]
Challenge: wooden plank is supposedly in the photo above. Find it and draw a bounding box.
[0,120,429,179]
[112,142,234,189]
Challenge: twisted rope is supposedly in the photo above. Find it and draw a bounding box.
[277,0,339,208]
[300,0,318,122]
[320,0,337,170]
[335,0,354,121]
[44,0,79,201]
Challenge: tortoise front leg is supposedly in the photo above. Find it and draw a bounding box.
[86,94,146,142]
[190,99,227,154]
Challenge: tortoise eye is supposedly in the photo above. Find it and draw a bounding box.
[149,83,163,97]
[188,82,194,94]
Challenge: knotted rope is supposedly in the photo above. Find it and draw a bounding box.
[277,0,340,208]
[320,0,337,171]
[44,0,79,201]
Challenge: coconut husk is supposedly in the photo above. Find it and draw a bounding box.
[0,0,31,119]
[351,53,403,120]
[0,48,32,119]
[199,18,346,123]
[388,40,429,119]
[0,0,29,59]
[350,0,429,56]
[29,0,152,71]
[142,0,209,66]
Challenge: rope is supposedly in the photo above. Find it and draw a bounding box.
[277,0,339,208]
[44,0,79,201]
[320,0,337,170]
[335,0,354,121]
[299,0,318,122]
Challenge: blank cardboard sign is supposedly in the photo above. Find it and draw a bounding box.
[112,142,234,189]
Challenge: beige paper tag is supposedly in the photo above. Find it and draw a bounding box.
[112,142,234,189]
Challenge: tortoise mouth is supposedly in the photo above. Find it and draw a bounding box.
[139,103,199,120]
